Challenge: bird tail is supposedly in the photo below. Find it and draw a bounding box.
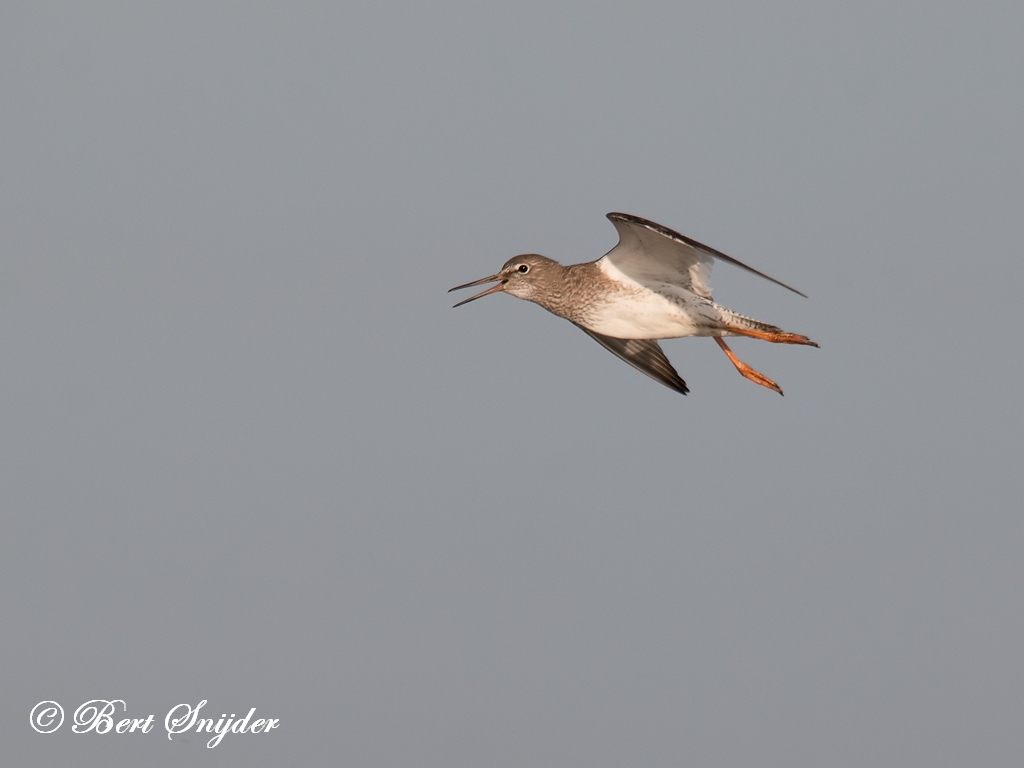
[717,307,818,347]
[716,307,784,335]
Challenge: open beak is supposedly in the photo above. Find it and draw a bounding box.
[449,274,506,308]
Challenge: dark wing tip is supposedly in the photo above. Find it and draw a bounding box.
[577,324,689,396]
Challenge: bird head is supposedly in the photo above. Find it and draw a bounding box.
[449,254,561,307]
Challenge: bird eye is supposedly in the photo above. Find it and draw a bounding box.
[517,264,529,273]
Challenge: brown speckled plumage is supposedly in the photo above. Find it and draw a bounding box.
[450,213,817,396]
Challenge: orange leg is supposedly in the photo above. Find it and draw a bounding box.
[725,327,819,347]
[714,337,784,395]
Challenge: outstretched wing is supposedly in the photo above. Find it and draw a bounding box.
[576,324,688,395]
[602,212,807,300]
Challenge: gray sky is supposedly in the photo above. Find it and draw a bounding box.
[3,1,1023,765]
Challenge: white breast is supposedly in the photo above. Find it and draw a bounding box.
[586,260,718,339]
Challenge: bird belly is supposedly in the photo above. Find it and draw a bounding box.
[581,290,717,339]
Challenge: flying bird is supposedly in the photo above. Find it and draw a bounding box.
[449,213,817,395]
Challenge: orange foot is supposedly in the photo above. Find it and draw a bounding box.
[714,337,784,395]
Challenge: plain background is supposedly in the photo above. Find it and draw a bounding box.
[3,2,1023,765]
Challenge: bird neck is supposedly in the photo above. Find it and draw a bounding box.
[529,262,601,324]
